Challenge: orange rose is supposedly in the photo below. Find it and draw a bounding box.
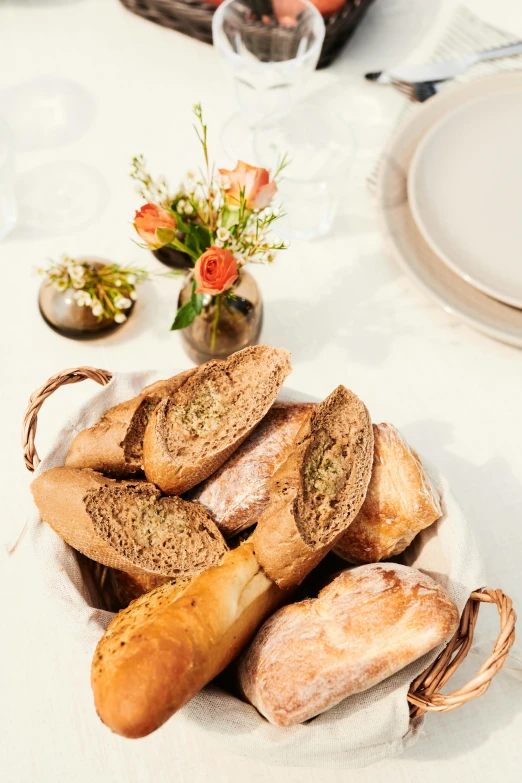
[134,203,177,248]
[194,247,238,296]
[218,160,277,210]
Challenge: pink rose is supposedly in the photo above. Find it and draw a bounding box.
[134,204,177,248]
[218,160,277,210]
[194,247,239,295]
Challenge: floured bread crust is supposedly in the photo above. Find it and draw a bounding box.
[238,563,459,727]
[189,403,315,537]
[334,424,442,564]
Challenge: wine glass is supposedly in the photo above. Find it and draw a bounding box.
[212,0,325,158]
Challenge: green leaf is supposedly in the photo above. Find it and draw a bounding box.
[191,280,203,315]
[170,301,197,330]
[170,208,191,234]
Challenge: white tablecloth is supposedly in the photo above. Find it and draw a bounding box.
[1,1,521,781]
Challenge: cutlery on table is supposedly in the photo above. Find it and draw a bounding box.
[365,41,522,85]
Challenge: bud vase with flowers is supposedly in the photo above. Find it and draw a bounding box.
[131,104,288,362]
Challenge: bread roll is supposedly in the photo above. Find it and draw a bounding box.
[334,424,442,564]
[253,385,373,589]
[92,543,285,738]
[65,368,196,477]
[189,403,315,537]
[31,467,228,577]
[238,563,459,727]
[143,346,292,495]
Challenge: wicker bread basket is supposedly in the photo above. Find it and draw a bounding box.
[21,366,516,724]
[117,0,375,69]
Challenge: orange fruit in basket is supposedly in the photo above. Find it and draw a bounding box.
[273,0,346,20]
[205,0,346,17]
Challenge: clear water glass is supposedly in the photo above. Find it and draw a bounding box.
[255,105,356,240]
[0,119,17,241]
[212,0,325,129]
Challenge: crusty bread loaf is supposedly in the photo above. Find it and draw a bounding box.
[252,386,373,589]
[143,346,292,495]
[334,424,442,564]
[189,403,315,537]
[238,563,460,727]
[65,368,196,477]
[92,543,285,738]
[31,466,228,577]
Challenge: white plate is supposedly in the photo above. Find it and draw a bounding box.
[408,87,522,308]
[376,71,522,348]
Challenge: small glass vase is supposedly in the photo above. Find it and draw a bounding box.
[178,270,263,364]
[38,260,135,340]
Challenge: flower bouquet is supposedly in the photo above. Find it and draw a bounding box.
[38,256,149,339]
[131,105,288,361]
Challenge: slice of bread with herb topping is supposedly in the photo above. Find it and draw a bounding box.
[142,346,292,495]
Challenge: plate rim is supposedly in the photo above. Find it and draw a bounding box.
[375,71,522,349]
[407,86,522,309]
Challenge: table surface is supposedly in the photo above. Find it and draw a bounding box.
[1,0,522,781]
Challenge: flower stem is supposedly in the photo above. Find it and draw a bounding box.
[210,294,221,352]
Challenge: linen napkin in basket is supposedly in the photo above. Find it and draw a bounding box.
[24,371,485,769]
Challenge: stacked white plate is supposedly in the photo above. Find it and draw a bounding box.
[376,71,522,347]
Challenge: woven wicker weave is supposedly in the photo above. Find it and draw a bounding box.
[22,367,516,718]
[117,0,375,69]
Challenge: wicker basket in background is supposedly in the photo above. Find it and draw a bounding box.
[117,0,375,68]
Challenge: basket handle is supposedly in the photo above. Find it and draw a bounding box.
[408,588,516,717]
[22,367,113,472]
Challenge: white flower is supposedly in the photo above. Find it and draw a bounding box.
[69,264,85,282]
[73,290,92,307]
[114,279,122,287]
[91,301,103,317]
[184,202,194,215]
[126,274,136,285]
[130,290,138,301]
[214,238,224,248]
[266,252,276,263]
[271,235,281,245]
[282,240,290,248]
[114,296,132,310]
[177,199,186,212]
[114,313,127,324]
[216,227,230,242]
[55,280,68,291]
[71,279,84,289]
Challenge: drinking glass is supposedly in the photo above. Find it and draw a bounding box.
[0,119,17,241]
[213,0,325,138]
[255,105,356,240]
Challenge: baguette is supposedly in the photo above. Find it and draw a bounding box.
[334,424,442,564]
[253,385,373,589]
[189,403,315,537]
[238,563,460,726]
[91,543,285,738]
[65,368,196,477]
[31,467,228,578]
[143,346,292,495]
